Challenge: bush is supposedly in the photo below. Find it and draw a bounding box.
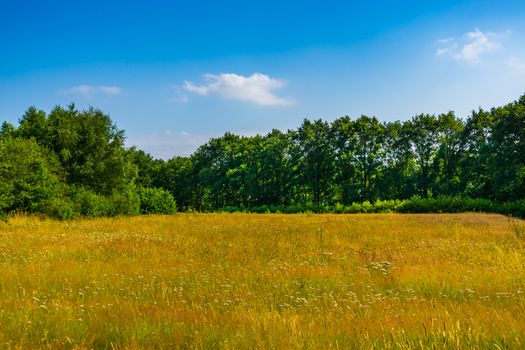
[138,187,177,215]
[0,137,63,215]
[345,202,363,214]
[218,206,238,213]
[499,199,525,218]
[72,187,112,217]
[186,197,525,219]
[334,203,345,214]
[373,199,400,213]
[110,186,140,216]
[41,197,76,220]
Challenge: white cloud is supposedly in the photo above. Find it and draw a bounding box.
[62,84,122,98]
[183,73,294,106]
[507,56,525,74]
[437,37,454,44]
[436,43,457,56]
[436,28,502,63]
[454,28,500,62]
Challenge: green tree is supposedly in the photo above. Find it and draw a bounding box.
[158,156,194,211]
[1,121,16,138]
[433,112,464,196]
[460,109,493,198]
[379,121,416,199]
[127,147,164,188]
[18,107,50,145]
[253,130,293,206]
[45,105,136,195]
[294,119,335,207]
[0,137,63,215]
[332,116,360,204]
[488,96,525,201]
[405,114,441,197]
[332,116,387,202]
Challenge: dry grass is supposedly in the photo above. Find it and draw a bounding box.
[0,213,524,349]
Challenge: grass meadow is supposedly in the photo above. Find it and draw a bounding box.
[0,213,524,349]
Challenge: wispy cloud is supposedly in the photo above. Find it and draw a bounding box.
[436,43,458,56]
[436,28,502,63]
[168,85,189,104]
[437,37,454,44]
[507,56,525,74]
[62,84,122,98]
[454,28,500,62]
[126,129,267,159]
[172,94,189,103]
[183,73,294,106]
[126,130,211,159]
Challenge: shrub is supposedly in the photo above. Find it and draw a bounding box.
[72,187,112,217]
[0,137,63,216]
[41,197,76,220]
[110,186,141,216]
[334,203,345,214]
[219,206,238,213]
[138,187,177,215]
[373,199,400,213]
[499,199,525,218]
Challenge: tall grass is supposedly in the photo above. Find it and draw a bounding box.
[0,213,524,348]
[509,216,525,240]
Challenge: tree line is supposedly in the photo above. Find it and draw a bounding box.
[1,94,525,219]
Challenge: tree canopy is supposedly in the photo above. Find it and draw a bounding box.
[1,95,525,218]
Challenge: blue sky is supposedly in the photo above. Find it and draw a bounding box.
[1,0,525,159]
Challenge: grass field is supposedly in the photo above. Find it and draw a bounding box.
[0,213,524,349]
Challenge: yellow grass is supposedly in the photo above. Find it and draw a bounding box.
[0,213,524,349]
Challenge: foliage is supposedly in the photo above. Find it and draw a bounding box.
[41,197,76,220]
[70,186,140,218]
[2,94,525,219]
[17,104,136,195]
[71,187,113,217]
[0,137,63,216]
[215,197,525,218]
[138,187,177,214]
